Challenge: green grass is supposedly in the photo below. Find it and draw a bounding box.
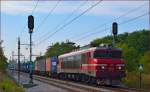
[122,72,150,92]
[0,71,25,92]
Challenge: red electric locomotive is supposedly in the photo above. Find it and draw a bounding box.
[57,45,125,85]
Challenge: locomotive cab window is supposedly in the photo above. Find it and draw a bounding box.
[93,50,122,59]
[110,51,122,59]
[93,50,108,58]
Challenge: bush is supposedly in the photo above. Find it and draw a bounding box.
[0,72,24,92]
[123,72,150,92]
[0,47,8,71]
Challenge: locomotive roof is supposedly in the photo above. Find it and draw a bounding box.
[59,47,122,58]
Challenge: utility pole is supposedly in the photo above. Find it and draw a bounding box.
[149,0,150,30]
[11,51,15,71]
[0,29,1,48]
[0,3,1,48]
[149,0,150,51]
[148,0,150,50]
[18,37,21,84]
[28,15,34,84]
[12,51,14,62]
[24,56,26,63]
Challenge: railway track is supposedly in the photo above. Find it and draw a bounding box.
[17,71,143,92]
[31,74,140,92]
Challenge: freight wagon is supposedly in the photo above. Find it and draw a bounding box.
[46,57,51,76]
[34,56,46,76]
[50,56,58,77]
[20,61,35,73]
[34,56,58,77]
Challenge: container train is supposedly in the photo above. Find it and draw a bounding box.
[19,45,126,85]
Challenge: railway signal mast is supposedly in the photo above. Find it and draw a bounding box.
[28,15,34,84]
[18,37,21,84]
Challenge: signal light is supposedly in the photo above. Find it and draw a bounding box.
[28,15,34,32]
[118,66,121,70]
[112,22,118,36]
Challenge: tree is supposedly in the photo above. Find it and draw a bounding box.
[126,30,149,55]
[45,41,79,57]
[0,47,7,71]
[118,43,139,72]
[90,36,112,47]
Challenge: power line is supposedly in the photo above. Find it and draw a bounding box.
[79,12,149,41]
[19,0,39,36]
[31,0,39,15]
[36,0,103,45]
[70,3,147,40]
[75,27,110,42]
[119,12,149,25]
[75,12,149,42]
[34,0,88,42]
[34,0,60,33]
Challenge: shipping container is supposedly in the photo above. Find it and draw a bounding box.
[36,56,46,72]
[46,57,51,72]
[34,56,46,76]
[51,56,58,73]
[35,60,38,71]
[45,57,51,76]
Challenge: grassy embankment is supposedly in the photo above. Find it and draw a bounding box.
[0,70,25,92]
[0,46,24,92]
[123,72,150,92]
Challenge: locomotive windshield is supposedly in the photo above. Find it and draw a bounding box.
[93,50,122,59]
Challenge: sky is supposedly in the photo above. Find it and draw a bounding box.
[1,0,149,62]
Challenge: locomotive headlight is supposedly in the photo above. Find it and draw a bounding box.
[94,59,98,63]
[118,66,121,70]
[98,64,107,70]
[116,64,124,70]
[101,66,105,69]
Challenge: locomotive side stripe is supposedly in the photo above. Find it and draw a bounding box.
[81,64,125,67]
[116,64,125,66]
[82,64,107,66]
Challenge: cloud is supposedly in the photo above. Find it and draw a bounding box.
[1,1,148,16]
[1,1,86,15]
